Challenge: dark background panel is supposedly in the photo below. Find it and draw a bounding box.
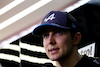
[70,2,100,57]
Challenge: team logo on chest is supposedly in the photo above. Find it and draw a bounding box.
[44,13,55,22]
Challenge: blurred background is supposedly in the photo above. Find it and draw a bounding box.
[0,0,100,67]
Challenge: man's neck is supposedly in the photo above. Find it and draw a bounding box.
[56,52,82,67]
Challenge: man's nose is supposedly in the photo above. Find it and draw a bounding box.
[49,33,56,45]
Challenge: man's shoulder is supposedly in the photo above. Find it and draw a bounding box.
[87,56,100,64]
[75,55,100,67]
[87,56,100,66]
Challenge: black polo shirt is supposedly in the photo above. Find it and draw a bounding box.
[75,55,100,67]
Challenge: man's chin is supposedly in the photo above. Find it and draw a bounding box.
[49,56,59,61]
[51,59,57,61]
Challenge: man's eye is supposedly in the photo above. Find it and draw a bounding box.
[55,31,62,35]
[42,34,49,38]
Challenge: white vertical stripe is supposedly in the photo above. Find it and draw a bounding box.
[0,0,52,30]
[0,0,25,15]
[20,42,45,53]
[20,54,56,66]
[64,0,91,12]
[0,53,20,63]
[1,44,20,51]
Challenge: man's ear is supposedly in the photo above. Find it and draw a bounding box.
[73,32,82,45]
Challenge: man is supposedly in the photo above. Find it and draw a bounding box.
[32,11,100,67]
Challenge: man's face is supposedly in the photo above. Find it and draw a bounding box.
[42,28,74,61]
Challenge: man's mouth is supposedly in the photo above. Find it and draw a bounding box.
[49,48,59,54]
